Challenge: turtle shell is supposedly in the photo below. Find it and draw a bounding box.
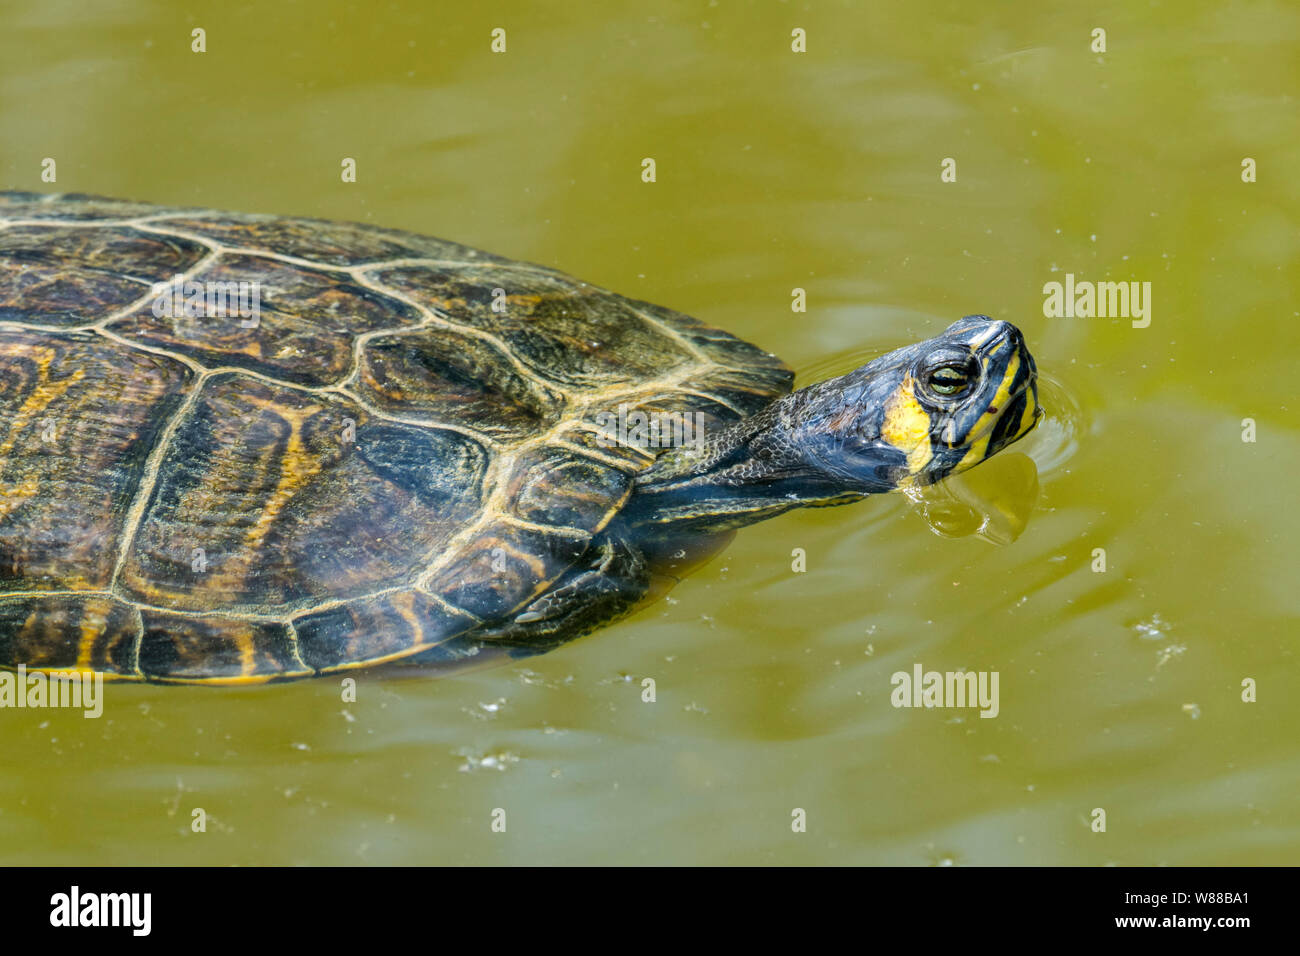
[0,192,792,683]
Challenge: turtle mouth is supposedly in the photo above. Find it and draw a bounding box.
[962,321,1040,446]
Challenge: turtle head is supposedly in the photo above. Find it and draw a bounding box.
[631,316,1041,534]
[796,315,1042,493]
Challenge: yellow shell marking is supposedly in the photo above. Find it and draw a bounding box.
[203,400,328,596]
[73,604,110,671]
[231,626,257,675]
[393,591,427,645]
[0,477,39,522]
[0,345,85,514]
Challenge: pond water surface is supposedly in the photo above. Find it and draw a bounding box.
[0,0,1296,865]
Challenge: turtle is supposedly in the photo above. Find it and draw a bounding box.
[0,191,1041,684]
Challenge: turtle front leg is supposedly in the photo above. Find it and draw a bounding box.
[482,527,650,649]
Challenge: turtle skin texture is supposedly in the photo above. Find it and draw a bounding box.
[0,192,792,683]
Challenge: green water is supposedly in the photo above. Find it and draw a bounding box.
[1,0,1297,865]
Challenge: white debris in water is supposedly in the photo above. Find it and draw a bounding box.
[1156,644,1187,669]
[456,748,520,773]
[1182,703,1202,719]
[464,697,507,720]
[1133,613,1172,640]
[515,670,573,689]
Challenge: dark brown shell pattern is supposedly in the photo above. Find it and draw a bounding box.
[0,192,791,683]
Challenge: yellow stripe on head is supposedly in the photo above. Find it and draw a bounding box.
[955,352,1022,472]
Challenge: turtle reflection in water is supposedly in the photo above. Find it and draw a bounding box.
[0,193,1041,684]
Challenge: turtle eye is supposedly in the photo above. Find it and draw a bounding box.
[927,365,971,395]
[921,351,981,400]
[917,348,980,401]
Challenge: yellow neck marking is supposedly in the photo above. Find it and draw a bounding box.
[880,374,934,475]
